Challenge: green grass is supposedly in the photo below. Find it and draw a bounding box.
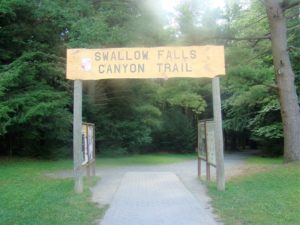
[246,156,284,165]
[96,153,196,167]
[209,158,300,225]
[0,158,102,225]
[0,153,194,225]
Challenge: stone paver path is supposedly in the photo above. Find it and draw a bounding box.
[47,151,257,225]
[100,172,219,225]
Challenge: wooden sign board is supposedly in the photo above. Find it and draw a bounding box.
[198,122,206,157]
[198,120,216,165]
[205,121,216,165]
[66,46,225,80]
[81,123,95,166]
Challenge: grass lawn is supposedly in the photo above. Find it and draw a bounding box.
[0,158,102,225]
[96,153,196,167]
[0,153,195,225]
[209,157,300,225]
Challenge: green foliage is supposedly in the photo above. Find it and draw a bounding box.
[68,16,109,48]
[0,0,70,62]
[135,104,162,129]
[222,65,279,139]
[84,80,160,156]
[222,49,282,151]
[84,77,207,156]
[249,99,283,139]
[173,0,293,154]
[209,160,300,225]
[2,0,298,158]
[0,1,72,158]
[219,0,299,153]
[158,79,207,115]
[152,109,194,153]
[0,52,71,158]
[0,159,102,225]
[223,67,283,154]
[176,1,224,45]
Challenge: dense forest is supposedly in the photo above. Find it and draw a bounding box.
[0,0,299,160]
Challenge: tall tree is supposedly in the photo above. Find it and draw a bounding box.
[202,0,300,159]
[173,0,300,161]
[0,0,73,158]
[264,0,300,161]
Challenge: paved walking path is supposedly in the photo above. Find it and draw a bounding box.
[47,151,256,225]
[100,172,219,225]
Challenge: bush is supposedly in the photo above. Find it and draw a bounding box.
[152,109,194,153]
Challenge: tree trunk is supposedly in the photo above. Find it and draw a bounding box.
[264,0,300,161]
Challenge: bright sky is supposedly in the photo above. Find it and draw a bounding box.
[161,0,226,13]
[161,0,181,12]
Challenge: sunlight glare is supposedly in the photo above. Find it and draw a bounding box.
[161,0,181,13]
[161,0,226,13]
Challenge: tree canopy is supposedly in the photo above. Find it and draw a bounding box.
[0,0,299,161]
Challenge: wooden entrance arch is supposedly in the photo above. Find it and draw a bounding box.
[67,45,226,192]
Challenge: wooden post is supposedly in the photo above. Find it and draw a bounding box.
[197,122,201,178]
[91,124,96,176]
[212,77,225,191]
[86,124,91,177]
[206,162,211,181]
[204,121,210,181]
[198,158,200,177]
[73,80,83,193]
